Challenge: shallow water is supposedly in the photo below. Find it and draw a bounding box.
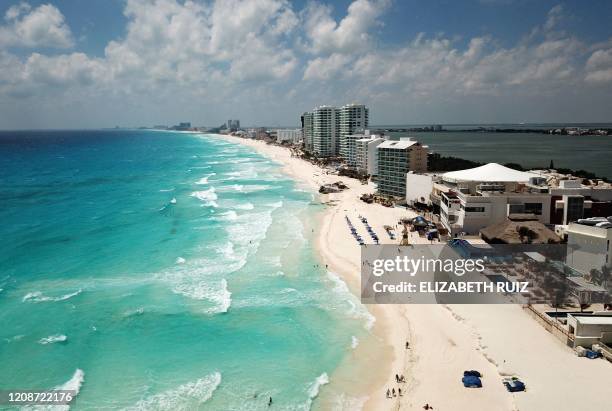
[0,130,375,410]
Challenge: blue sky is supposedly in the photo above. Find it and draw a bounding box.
[1,0,612,128]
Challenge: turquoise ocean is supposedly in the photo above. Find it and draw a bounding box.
[0,130,375,410]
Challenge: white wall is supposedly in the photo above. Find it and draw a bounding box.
[406,173,434,205]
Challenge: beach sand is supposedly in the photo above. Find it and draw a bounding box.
[216,134,612,411]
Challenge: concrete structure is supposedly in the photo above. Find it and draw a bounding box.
[355,136,386,176]
[226,119,240,131]
[301,112,313,152]
[436,163,551,236]
[312,105,340,157]
[567,313,612,348]
[276,129,302,144]
[339,104,369,164]
[377,138,428,198]
[342,131,370,167]
[565,218,612,276]
[406,173,436,206]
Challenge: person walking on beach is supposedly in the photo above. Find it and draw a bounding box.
[395,374,399,383]
[268,397,272,407]
[399,388,403,396]
[386,389,391,398]
[392,388,396,397]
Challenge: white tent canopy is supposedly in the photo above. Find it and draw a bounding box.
[442,163,537,183]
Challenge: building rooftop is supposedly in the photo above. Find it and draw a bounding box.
[442,163,537,183]
[570,314,612,325]
[377,139,418,150]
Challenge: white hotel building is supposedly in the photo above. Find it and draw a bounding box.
[276,129,302,144]
[355,135,386,176]
[312,105,340,157]
[377,138,428,197]
[339,104,369,165]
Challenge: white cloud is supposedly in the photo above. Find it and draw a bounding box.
[0,2,74,48]
[303,53,352,80]
[1,1,612,127]
[585,48,612,83]
[302,0,389,54]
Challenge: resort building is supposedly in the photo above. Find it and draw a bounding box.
[566,313,612,349]
[276,129,302,144]
[339,104,369,164]
[431,163,550,235]
[565,218,612,276]
[301,112,314,152]
[377,138,428,197]
[355,135,386,176]
[312,105,340,157]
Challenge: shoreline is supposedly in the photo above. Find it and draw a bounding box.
[211,133,612,411]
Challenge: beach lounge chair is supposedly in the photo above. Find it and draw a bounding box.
[503,378,525,392]
[462,375,482,388]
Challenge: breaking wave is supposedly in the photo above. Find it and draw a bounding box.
[22,289,82,303]
[39,334,68,345]
[123,371,221,411]
[190,187,218,208]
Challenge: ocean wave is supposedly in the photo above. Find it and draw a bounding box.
[176,257,186,264]
[195,173,216,185]
[159,188,175,192]
[124,307,145,317]
[305,373,329,410]
[25,369,85,410]
[170,198,177,204]
[39,334,68,345]
[123,371,221,411]
[190,188,218,208]
[215,210,237,221]
[23,289,82,303]
[351,336,359,349]
[326,272,375,330]
[233,202,254,210]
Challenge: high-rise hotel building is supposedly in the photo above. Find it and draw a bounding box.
[312,105,340,157]
[301,112,314,152]
[301,103,368,159]
[377,138,429,197]
[339,104,369,165]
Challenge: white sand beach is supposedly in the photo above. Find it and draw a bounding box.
[217,134,612,411]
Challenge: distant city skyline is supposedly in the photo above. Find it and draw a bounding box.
[2,0,612,129]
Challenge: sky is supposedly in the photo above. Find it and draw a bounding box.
[1,0,612,129]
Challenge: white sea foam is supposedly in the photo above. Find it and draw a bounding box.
[39,334,68,345]
[326,272,375,330]
[266,200,283,208]
[205,279,231,314]
[26,369,85,410]
[176,257,186,264]
[23,289,82,303]
[351,336,359,349]
[215,210,237,221]
[5,334,25,343]
[123,372,221,411]
[195,173,216,185]
[233,202,254,210]
[190,187,218,208]
[159,188,175,192]
[124,307,145,317]
[170,198,177,204]
[305,373,329,410]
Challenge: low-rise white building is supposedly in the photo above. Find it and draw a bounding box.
[434,163,550,235]
[567,313,612,348]
[565,218,612,276]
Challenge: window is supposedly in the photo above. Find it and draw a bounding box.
[465,206,485,213]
